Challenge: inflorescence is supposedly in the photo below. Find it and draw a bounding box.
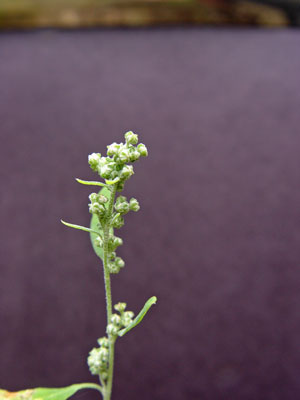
[87,302,135,381]
[88,131,147,274]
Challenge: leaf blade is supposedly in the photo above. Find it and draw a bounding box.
[61,220,100,236]
[0,383,102,400]
[76,178,106,187]
[118,296,157,337]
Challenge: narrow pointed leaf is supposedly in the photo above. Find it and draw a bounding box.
[118,296,157,337]
[61,220,100,236]
[105,177,119,185]
[0,383,102,400]
[76,178,106,187]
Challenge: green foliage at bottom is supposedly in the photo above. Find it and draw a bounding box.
[0,383,102,400]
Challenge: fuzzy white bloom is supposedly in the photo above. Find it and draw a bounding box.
[107,142,120,156]
[88,153,101,171]
[125,131,138,145]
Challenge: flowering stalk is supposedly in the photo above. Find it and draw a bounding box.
[61,131,157,400]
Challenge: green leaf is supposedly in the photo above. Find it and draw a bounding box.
[90,186,112,260]
[76,178,106,187]
[105,177,119,185]
[118,296,157,337]
[90,213,104,260]
[0,383,102,400]
[61,220,100,236]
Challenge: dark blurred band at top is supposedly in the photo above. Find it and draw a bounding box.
[1,0,300,30]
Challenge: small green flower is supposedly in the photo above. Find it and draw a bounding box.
[125,131,138,145]
[107,142,120,157]
[114,257,125,269]
[137,143,148,157]
[129,198,140,212]
[118,148,131,163]
[114,302,127,313]
[88,153,101,171]
[87,347,108,375]
[97,337,109,348]
[107,323,119,336]
[111,314,122,326]
[115,201,129,215]
[129,149,140,162]
[89,202,105,216]
[112,215,124,229]
[120,165,134,180]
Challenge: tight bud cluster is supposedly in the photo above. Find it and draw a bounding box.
[87,336,109,378]
[88,192,108,218]
[88,132,147,276]
[106,302,135,338]
[88,131,148,191]
[114,196,140,215]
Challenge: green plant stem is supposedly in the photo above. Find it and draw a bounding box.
[101,184,117,400]
[105,337,116,400]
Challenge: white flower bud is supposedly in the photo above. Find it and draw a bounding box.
[88,153,101,171]
[120,165,134,180]
[129,149,140,162]
[115,257,125,269]
[122,317,132,327]
[98,194,108,204]
[109,251,116,260]
[112,215,124,229]
[123,311,134,319]
[99,164,114,179]
[89,202,105,215]
[116,195,126,203]
[107,323,119,336]
[125,131,138,145]
[108,263,120,274]
[97,337,109,348]
[129,198,140,212]
[87,347,107,375]
[98,347,109,362]
[137,143,148,157]
[107,142,120,156]
[111,314,122,326]
[122,310,134,327]
[114,237,123,248]
[89,193,98,203]
[114,302,127,313]
[115,201,129,215]
[118,149,131,163]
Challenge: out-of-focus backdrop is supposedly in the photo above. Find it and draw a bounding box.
[2,0,300,29]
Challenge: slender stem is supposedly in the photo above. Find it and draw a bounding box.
[103,225,113,324]
[105,337,116,400]
[102,184,117,400]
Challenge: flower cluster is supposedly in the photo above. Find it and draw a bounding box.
[111,195,140,230]
[88,192,108,218]
[87,337,109,378]
[88,131,148,192]
[87,303,135,378]
[106,302,135,337]
[88,132,146,274]
[94,232,124,274]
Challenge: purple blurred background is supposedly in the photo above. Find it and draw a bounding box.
[1,28,300,400]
